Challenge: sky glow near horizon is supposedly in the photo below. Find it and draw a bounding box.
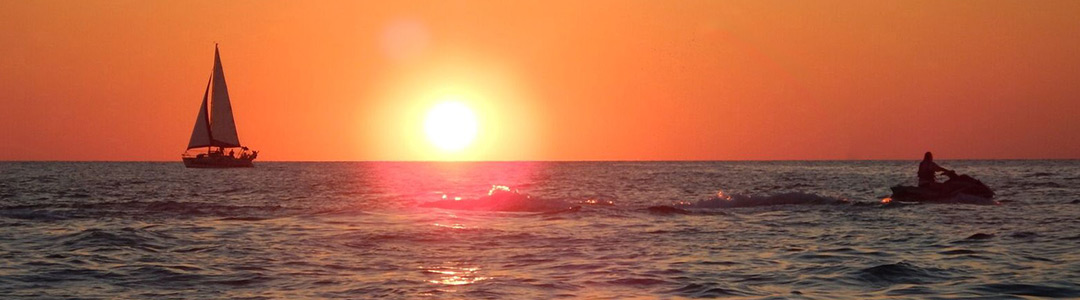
[0,0,1078,161]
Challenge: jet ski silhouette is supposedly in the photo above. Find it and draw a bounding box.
[889,170,997,205]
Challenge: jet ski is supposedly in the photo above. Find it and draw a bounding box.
[889,170,997,205]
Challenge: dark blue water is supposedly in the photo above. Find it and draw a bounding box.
[1,161,1078,298]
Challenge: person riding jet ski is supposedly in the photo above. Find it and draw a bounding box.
[888,151,996,204]
[918,152,952,190]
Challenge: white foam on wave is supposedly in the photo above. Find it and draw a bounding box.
[419,185,576,212]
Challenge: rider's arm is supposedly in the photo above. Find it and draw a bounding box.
[932,161,948,172]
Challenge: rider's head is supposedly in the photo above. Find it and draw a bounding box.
[924,152,933,161]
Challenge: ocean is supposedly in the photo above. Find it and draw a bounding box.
[1,161,1078,299]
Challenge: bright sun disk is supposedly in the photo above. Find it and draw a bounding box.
[424,101,478,152]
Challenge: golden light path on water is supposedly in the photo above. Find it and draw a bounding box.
[422,265,490,286]
[421,223,490,291]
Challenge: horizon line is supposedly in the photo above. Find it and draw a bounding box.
[2,158,1077,163]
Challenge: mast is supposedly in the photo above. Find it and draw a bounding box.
[209,43,214,155]
[208,45,215,155]
[209,44,215,155]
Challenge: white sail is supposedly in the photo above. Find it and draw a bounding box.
[209,45,241,147]
[187,77,213,149]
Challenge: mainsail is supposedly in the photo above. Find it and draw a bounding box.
[187,45,242,150]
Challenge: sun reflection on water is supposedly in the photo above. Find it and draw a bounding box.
[583,199,615,206]
[440,194,463,201]
[432,223,468,230]
[422,265,490,286]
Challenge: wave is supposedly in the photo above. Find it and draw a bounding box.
[419,186,576,212]
[646,206,692,215]
[647,190,853,214]
[938,249,979,255]
[965,233,995,240]
[1009,231,1040,239]
[606,277,670,286]
[851,262,949,285]
[974,283,1080,298]
[0,207,71,221]
[689,190,851,208]
[56,228,170,253]
[666,283,752,298]
[0,200,290,219]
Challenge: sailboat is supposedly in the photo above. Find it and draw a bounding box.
[182,45,258,168]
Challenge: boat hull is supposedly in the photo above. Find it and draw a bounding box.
[182,156,254,168]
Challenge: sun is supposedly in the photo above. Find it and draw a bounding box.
[424,100,478,152]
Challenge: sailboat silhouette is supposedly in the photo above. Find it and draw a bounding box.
[181,45,258,168]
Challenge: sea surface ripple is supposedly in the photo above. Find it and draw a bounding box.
[1,161,1079,299]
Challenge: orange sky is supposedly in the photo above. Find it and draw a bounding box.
[1,0,1078,161]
